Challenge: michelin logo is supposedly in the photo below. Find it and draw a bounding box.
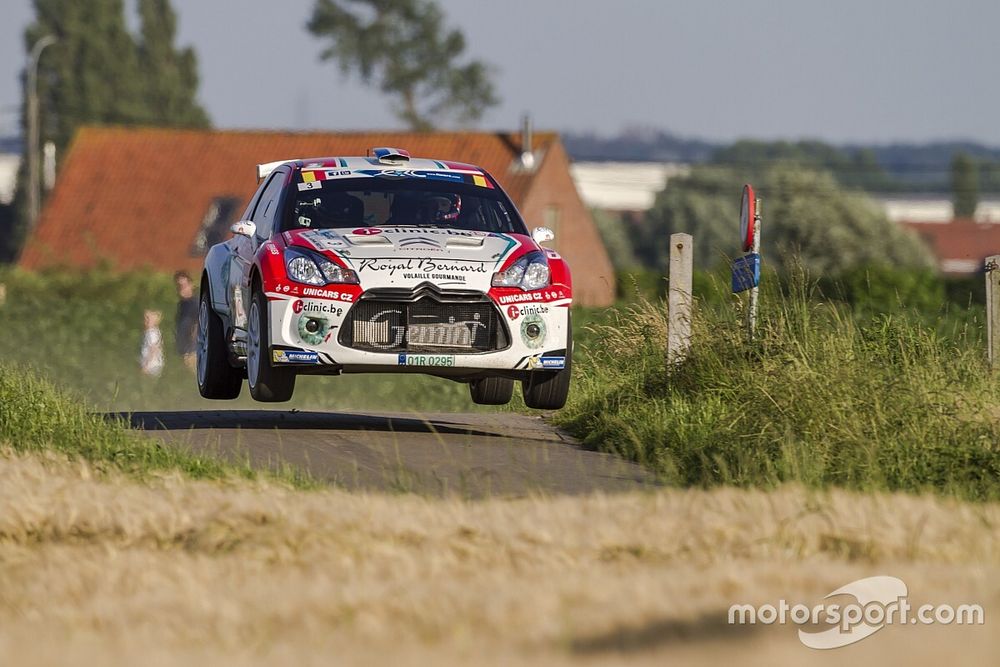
[272,350,319,364]
[530,356,565,370]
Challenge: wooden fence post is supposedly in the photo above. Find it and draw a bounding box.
[987,255,1000,368]
[668,233,693,365]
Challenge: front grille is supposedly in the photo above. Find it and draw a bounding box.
[340,295,508,354]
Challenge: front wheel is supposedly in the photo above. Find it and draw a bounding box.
[522,364,571,410]
[522,315,572,410]
[470,377,514,405]
[247,287,295,402]
[197,289,242,399]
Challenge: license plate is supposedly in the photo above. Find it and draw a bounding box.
[398,354,456,367]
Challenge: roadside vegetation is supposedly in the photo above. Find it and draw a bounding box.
[2,265,996,501]
[560,271,1000,501]
[0,267,486,413]
[0,360,311,486]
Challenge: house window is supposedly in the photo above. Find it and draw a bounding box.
[191,196,242,256]
[543,204,561,243]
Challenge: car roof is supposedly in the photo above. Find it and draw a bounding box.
[258,155,489,181]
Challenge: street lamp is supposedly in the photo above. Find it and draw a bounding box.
[26,35,57,230]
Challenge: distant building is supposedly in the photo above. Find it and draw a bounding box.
[877,195,1000,225]
[879,195,1000,275]
[570,161,689,212]
[20,127,616,306]
[0,137,21,205]
[900,217,1000,275]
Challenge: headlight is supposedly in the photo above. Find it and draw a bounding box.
[287,255,324,285]
[492,251,550,291]
[285,247,359,285]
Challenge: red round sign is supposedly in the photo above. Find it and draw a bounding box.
[352,227,382,236]
[740,184,756,253]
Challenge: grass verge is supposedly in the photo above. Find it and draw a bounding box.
[0,362,311,486]
[557,277,1000,501]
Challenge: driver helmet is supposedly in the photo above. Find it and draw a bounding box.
[420,194,462,223]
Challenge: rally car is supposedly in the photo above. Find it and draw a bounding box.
[197,148,572,408]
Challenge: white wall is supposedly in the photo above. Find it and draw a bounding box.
[0,153,20,205]
[878,197,1000,224]
[570,162,689,211]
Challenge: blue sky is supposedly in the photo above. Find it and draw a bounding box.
[2,0,999,144]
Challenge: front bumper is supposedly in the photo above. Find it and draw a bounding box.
[264,287,571,375]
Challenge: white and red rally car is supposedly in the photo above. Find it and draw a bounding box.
[197,148,572,408]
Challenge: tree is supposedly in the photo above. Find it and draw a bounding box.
[591,208,639,272]
[712,140,897,192]
[640,163,935,276]
[2,0,210,262]
[307,0,498,130]
[951,152,979,218]
[137,0,210,128]
[25,0,209,151]
[27,0,150,151]
[639,167,741,271]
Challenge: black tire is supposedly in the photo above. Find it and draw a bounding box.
[522,315,572,410]
[247,286,296,402]
[469,377,514,405]
[197,288,242,400]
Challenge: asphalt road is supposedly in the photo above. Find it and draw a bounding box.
[120,410,658,497]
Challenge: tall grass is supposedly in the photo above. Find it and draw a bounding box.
[0,361,312,485]
[558,275,1000,500]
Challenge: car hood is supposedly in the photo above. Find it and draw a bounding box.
[284,226,530,291]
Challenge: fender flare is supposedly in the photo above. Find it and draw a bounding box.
[202,243,231,315]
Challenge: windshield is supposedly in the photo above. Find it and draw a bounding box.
[285,176,529,235]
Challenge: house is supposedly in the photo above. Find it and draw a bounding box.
[20,127,616,306]
[900,218,1000,275]
[879,195,1000,275]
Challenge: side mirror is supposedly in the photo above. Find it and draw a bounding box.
[231,220,256,238]
[532,226,555,245]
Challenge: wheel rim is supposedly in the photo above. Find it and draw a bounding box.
[196,298,210,387]
[247,299,261,389]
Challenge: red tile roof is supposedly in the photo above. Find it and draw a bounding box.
[902,218,1000,274]
[19,127,558,272]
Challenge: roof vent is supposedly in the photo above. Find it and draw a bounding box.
[369,147,411,164]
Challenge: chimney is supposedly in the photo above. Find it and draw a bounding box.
[519,114,536,170]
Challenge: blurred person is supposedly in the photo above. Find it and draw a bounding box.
[174,270,199,370]
[0,283,6,307]
[140,310,165,378]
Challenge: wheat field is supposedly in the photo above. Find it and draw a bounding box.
[1,448,997,666]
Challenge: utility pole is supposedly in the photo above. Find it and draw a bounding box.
[986,255,1000,368]
[27,35,57,230]
[667,233,693,365]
